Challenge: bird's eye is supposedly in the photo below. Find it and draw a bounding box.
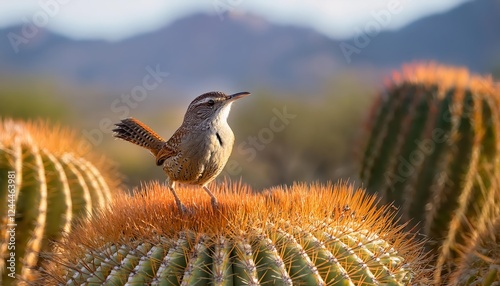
[207,100,215,106]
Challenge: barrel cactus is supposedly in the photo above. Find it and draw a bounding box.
[359,62,500,282]
[0,119,121,284]
[37,182,430,285]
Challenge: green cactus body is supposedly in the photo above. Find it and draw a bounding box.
[59,226,414,286]
[359,63,500,282]
[38,182,430,285]
[0,119,119,284]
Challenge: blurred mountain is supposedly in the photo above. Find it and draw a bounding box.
[0,0,498,96]
[354,0,500,71]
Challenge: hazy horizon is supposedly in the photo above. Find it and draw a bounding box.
[0,0,470,41]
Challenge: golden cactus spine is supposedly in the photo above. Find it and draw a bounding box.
[0,119,121,285]
[359,62,500,282]
[38,182,431,285]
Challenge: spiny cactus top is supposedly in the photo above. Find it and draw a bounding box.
[0,118,122,285]
[360,62,500,283]
[37,182,431,285]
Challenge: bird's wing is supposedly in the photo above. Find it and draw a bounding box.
[155,144,176,166]
[155,127,184,166]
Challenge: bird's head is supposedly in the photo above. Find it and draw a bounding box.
[184,91,251,125]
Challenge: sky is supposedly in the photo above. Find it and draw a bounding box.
[0,0,470,41]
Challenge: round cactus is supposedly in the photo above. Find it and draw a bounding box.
[38,182,431,285]
[359,62,500,282]
[0,119,121,284]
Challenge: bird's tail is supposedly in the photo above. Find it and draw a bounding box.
[113,118,165,156]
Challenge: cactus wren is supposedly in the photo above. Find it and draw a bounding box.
[113,91,250,212]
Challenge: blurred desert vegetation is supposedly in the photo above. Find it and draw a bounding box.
[0,71,377,191]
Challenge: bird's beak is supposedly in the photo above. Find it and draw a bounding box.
[228,92,251,101]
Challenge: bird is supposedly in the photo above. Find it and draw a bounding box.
[113,91,250,213]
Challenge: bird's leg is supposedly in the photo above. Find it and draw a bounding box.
[165,180,187,213]
[203,185,219,209]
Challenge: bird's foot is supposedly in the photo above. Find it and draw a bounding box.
[175,201,190,214]
[211,197,219,210]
